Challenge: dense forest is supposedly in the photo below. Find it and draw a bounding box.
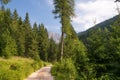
[0,1,59,62]
[0,0,59,79]
[78,15,120,79]
[0,0,120,80]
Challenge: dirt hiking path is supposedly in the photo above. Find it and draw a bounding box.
[25,66,54,80]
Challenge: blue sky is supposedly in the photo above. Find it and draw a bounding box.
[6,0,120,33]
[6,0,61,33]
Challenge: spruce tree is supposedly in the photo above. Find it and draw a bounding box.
[23,13,32,57]
[29,22,40,60]
[38,24,49,61]
[0,8,17,58]
[10,9,20,55]
[33,22,38,31]
[0,29,17,58]
[63,25,79,58]
[33,22,39,40]
[29,31,40,60]
[53,0,75,60]
[64,25,88,79]
[48,38,58,62]
[17,17,25,56]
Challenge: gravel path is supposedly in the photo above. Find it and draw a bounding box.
[25,66,54,80]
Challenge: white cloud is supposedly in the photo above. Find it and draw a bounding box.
[73,0,120,32]
[46,0,54,8]
[47,0,53,5]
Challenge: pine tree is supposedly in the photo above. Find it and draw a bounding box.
[10,9,20,55]
[53,0,75,60]
[17,17,25,56]
[48,38,58,62]
[3,9,12,31]
[38,24,49,61]
[64,26,88,79]
[33,22,39,40]
[23,13,32,57]
[11,9,19,32]
[33,22,38,31]
[29,22,40,60]
[63,25,79,58]
[0,8,18,58]
[29,31,40,60]
[0,6,6,56]
[0,29,17,58]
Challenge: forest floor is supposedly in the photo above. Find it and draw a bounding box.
[24,65,54,80]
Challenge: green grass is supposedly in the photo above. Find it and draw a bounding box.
[0,57,44,80]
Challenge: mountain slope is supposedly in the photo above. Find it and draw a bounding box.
[78,15,120,79]
[78,15,119,40]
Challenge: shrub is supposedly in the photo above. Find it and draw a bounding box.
[51,58,77,80]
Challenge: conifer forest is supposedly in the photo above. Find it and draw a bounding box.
[0,0,120,80]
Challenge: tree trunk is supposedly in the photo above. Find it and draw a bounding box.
[60,31,64,60]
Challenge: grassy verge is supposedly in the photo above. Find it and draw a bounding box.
[0,57,44,80]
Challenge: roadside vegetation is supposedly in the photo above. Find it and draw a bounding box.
[0,57,45,80]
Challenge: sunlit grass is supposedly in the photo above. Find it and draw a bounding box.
[0,57,44,80]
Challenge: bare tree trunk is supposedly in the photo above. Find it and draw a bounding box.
[60,31,64,60]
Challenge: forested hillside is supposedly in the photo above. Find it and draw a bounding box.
[78,15,120,79]
[0,0,59,79]
[0,5,59,62]
[78,15,119,43]
[0,0,120,80]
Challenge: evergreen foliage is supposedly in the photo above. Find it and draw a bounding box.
[81,15,120,79]
[52,0,89,79]
[23,13,32,57]
[48,38,58,62]
[16,17,25,56]
[0,6,51,61]
[51,58,77,80]
[38,24,49,61]
[0,29,17,58]
[0,0,120,79]
[53,0,75,60]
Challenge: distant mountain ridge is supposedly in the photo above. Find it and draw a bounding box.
[48,32,60,43]
[78,15,119,40]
